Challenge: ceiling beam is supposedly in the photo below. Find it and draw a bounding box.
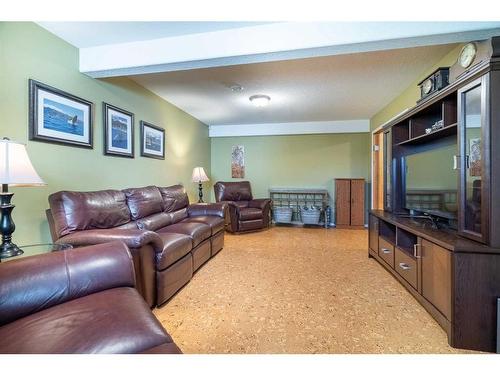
[208,120,370,137]
[79,22,500,78]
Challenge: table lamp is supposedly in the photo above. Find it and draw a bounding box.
[192,167,209,203]
[0,138,45,259]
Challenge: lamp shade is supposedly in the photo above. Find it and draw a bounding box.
[0,138,45,186]
[192,167,209,183]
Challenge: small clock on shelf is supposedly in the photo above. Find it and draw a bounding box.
[417,67,450,101]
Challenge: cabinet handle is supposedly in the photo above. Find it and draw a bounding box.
[382,248,391,254]
[399,262,411,271]
[465,155,471,169]
[413,244,421,259]
[453,155,460,170]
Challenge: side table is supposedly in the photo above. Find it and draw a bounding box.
[0,243,73,263]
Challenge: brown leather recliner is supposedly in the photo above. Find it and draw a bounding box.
[0,242,181,354]
[46,185,226,308]
[214,181,271,233]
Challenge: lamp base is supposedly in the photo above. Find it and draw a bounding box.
[0,242,23,259]
[198,182,204,203]
[1,189,23,259]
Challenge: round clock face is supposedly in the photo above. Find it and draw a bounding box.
[423,78,433,94]
[459,43,477,68]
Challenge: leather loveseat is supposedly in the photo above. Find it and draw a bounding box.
[0,242,181,354]
[46,185,226,308]
[214,181,271,233]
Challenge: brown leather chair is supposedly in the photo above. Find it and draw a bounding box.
[214,181,271,233]
[0,242,181,354]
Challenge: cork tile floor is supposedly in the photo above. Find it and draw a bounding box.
[154,226,473,354]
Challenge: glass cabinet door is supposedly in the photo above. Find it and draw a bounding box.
[458,78,486,242]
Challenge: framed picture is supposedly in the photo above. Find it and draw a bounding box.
[103,103,134,158]
[469,138,481,177]
[140,121,165,160]
[231,145,245,178]
[29,79,93,148]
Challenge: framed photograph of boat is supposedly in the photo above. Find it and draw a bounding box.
[103,103,134,158]
[29,79,93,148]
[140,121,165,160]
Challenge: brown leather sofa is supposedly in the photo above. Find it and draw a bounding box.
[214,181,271,233]
[0,242,181,354]
[46,185,225,308]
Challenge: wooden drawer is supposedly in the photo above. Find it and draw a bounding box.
[394,247,418,290]
[378,237,395,268]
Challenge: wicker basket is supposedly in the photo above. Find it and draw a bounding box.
[273,206,293,223]
[300,206,321,225]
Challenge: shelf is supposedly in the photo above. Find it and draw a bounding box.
[396,123,457,146]
[273,220,327,227]
[379,235,396,246]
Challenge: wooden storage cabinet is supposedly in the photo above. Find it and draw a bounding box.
[420,239,452,320]
[366,36,500,353]
[335,178,365,227]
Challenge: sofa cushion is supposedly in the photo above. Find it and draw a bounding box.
[158,185,189,213]
[170,207,188,224]
[48,190,131,238]
[239,207,263,221]
[156,233,192,270]
[158,222,211,247]
[0,288,173,354]
[239,219,264,232]
[233,201,249,209]
[136,212,173,231]
[214,181,253,202]
[182,216,224,235]
[123,186,163,220]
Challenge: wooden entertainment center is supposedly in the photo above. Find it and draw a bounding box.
[370,37,500,352]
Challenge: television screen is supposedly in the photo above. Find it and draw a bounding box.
[404,143,458,218]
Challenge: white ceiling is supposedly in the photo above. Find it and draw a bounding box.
[131,44,457,126]
[38,21,273,48]
[38,21,500,135]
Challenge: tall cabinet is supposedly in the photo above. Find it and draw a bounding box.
[335,178,365,228]
[369,37,500,353]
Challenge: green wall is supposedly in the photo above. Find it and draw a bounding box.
[370,44,462,131]
[210,133,371,222]
[0,22,210,246]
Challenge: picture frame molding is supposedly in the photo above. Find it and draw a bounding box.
[103,102,135,158]
[28,79,94,148]
[140,120,165,160]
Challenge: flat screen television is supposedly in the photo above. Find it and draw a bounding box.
[404,143,458,219]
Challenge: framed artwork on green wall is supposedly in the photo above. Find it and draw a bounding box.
[103,102,134,158]
[231,145,245,178]
[140,121,165,160]
[29,79,93,148]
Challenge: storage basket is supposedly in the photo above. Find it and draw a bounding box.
[273,206,293,223]
[300,206,321,225]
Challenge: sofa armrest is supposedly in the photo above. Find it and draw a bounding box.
[188,202,227,218]
[0,241,135,326]
[56,228,164,254]
[248,198,271,210]
[218,201,240,232]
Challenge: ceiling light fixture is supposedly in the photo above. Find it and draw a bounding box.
[230,84,244,92]
[249,94,271,107]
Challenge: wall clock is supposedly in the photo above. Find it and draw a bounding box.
[459,43,477,69]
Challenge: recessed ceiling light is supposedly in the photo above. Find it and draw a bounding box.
[249,94,271,107]
[230,84,244,92]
